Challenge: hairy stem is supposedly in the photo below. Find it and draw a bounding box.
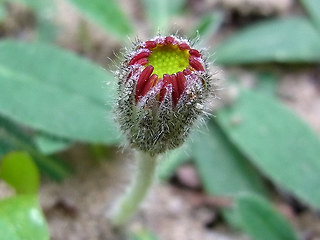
[110,151,158,227]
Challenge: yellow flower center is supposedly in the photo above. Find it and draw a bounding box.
[147,44,190,78]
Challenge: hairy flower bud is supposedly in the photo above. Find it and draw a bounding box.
[116,35,215,155]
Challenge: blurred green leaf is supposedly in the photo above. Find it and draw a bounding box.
[190,11,224,46]
[0,4,6,21]
[36,17,57,42]
[0,40,120,144]
[157,146,189,181]
[215,17,320,64]
[0,115,72,181]
[192,120,267,197]
[89,144,111,161]
[216,89,320,208]
[141,0,186,32]
[0,195,49,240]
[67,0,132,39]
[255,71,278,96]
[0,116,31,156]
[300,0,320,31]
[235,194,299,240]
[0,152,39,194]
[128,229,158,240]
[34,134,72,155]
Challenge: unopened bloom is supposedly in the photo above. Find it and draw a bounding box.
[116,35,214,155]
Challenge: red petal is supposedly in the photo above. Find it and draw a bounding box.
[183,68,191,75]
[140,74,158,97]
[176,71,186,96]
[145,40,157,49]
[178,43,190,50]
[189,57,204,71]
[162,74,171,85]
[129,52,150,65]
[135,58,148,65]
[170,74,179,106]
[189,49,201,57]
[135,65,154,102]
[165,36,174,45]
[159,74,170,102]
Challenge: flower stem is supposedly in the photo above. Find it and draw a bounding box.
[110,151,158,227]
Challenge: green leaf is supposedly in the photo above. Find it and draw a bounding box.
[157,147,190,181]
[255,71,278,96]
[235,194,299,240]
[0,195,49,240]
[215,17,320,64]
[0,116,31,156]
[34,134,72,155]
[0,115,72,181]
[216,89,320,208]
[192,120,267,197]
[300,0,320,31]
[67,0,132,39]
[128,228,158,240]
[0,152,39,194]
[0,3,6,21]
[35,14,57,42]
[0,40,120,144]
[189,11,224,46]
[141,0,186,32]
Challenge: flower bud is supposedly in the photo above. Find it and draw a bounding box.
[116,35,215,155]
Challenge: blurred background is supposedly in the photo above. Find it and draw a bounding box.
[0,0,320,239]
